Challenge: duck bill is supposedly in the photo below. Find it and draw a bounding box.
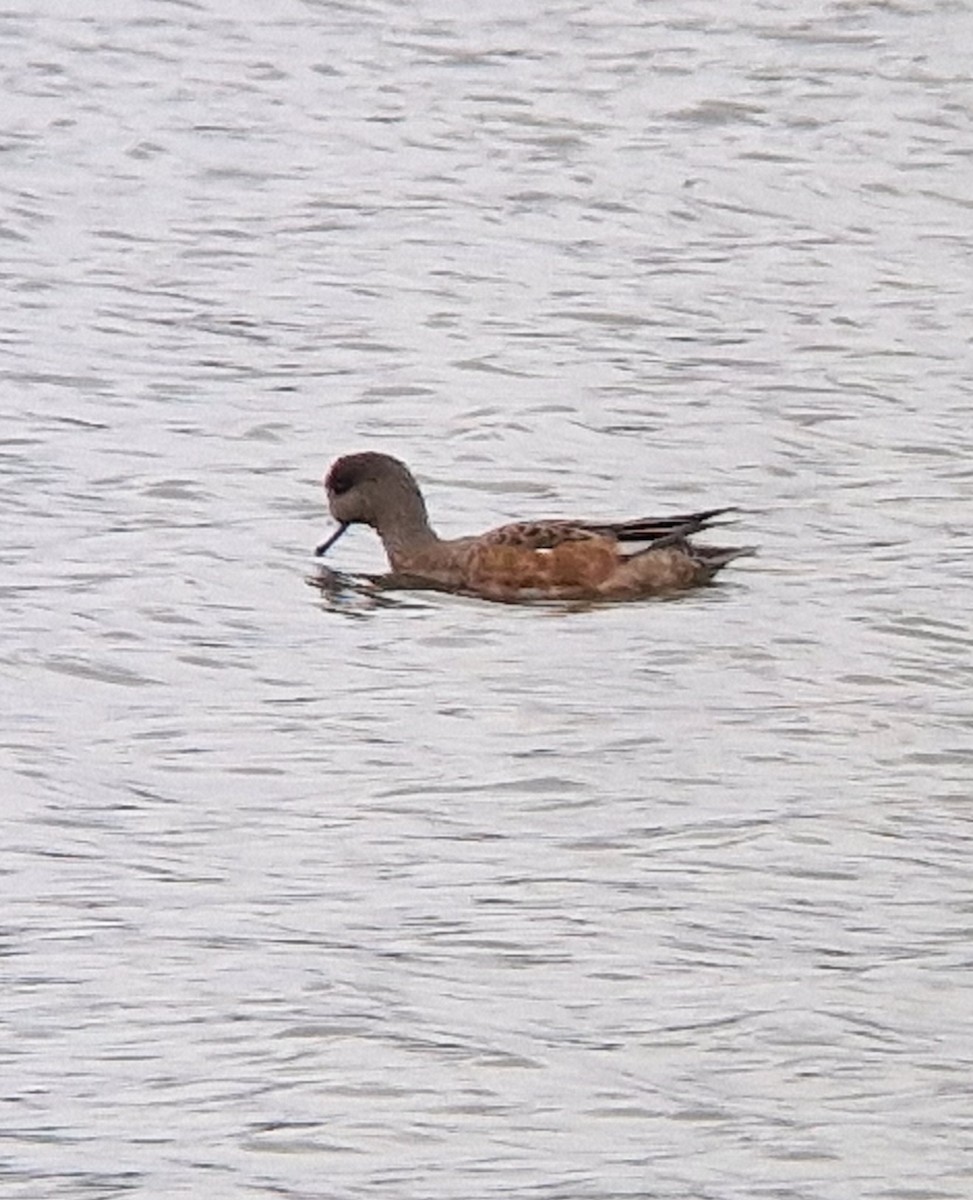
[315,522,349,557]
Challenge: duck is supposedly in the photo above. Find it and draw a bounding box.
[315,452,752,602]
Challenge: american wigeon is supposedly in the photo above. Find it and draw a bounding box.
[315,452,753,602]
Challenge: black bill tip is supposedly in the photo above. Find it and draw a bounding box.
[315,523,349,557]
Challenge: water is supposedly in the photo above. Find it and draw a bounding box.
[3,2,973,1197]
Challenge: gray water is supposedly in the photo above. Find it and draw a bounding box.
[3,2,973,1198]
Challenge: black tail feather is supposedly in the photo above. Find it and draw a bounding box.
[589,506,737,544]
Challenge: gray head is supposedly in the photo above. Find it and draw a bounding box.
[316,452,430,557]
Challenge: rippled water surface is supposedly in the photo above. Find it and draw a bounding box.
[3,2,973,1197]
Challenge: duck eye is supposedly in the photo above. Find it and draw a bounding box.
[329,469,354,495]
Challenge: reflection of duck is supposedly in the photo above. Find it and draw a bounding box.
[316,452,753,603]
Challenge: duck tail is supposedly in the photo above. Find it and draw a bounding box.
[692,543,757,582]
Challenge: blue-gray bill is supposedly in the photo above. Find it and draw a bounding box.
[315,523,349,557]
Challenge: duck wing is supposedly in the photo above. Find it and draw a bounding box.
[480,508,735,552]
[477,520,609,551]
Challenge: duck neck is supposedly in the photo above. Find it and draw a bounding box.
[375,490,440,572]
